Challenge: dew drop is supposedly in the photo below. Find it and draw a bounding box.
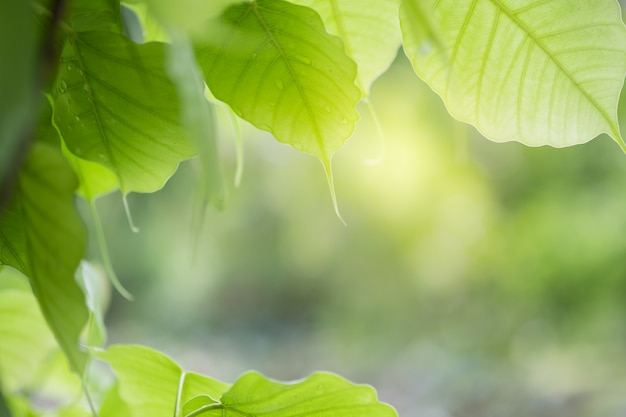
[58,80,67,94]
[419,41,433,56]
[83,84,91,95]
[67,63,73,72]
[324,105,331,113]
[75,115,80,121]
[78,69,84,75]
[275,80,284,90]
[251,53,257,59]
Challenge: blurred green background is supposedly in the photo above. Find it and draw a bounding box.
[86,50,626,417]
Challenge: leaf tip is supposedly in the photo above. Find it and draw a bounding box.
[321,158,346,226]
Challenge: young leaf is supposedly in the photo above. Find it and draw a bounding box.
[0,143,89,372]
[291,0,402,95]
[185,372,397,417]
[195,0,361,162]
[94,345,230,417]
[53,31,196,194]
[400,0,626,148]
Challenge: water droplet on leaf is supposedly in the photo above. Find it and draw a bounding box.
[58,80,67,93]
[275,80,284,90]
[324,105,331,113]
[75,115,80,121]
[67,63,73,71]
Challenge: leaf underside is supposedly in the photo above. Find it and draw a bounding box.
[292,0,402,95]
[53,31,196,194]
[401,0,626,148]
[196,0,361,161]
[0,143,88,372]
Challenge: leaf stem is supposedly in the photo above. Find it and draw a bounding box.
[321,158,346,226]
[122,194,140,233]
[89,200,133,300]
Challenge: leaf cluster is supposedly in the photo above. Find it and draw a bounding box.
[1,0,626,416]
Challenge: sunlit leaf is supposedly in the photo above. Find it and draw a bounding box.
[291,0,402,95]
[196,0,361,162]
[53,31,196,194]
[0,143,88,372]
[400,0,626,148]
[181,373,230,405]
[0,285,57,392]
[186,372,397,417]
[95,345,230,417]
[76,261,108,347]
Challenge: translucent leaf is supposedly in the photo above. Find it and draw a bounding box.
[400,0,626,148]
[182,396,217,417]
[196,0,361,161]
[185,372,397,417]
[291,0,402,95]
[76,261,108,347]
[94,345,230,417]
[165,31,224,209]
[53,31,196,194]
[0,284,57,392]
[0,143,88,372]
[100,383,132,417]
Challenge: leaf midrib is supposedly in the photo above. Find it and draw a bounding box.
[487,0,621,139]
[251,2,328,160]
[70,35,120,186]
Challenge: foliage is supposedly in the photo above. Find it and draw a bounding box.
[1,0,626,416]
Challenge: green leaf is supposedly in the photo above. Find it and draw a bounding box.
[0,0,38,191]
[0,285,57,392]
[70,0,123,32]
[76,261,108,347]
[181,373,230,406]
[400,0,626,148]
[0,143,88,372]
[165,31,224,209]
[94,345,230,417]
[186,372,397,417]
[196,0,361,161]
[291,0,402,95]
[53,31,196,194]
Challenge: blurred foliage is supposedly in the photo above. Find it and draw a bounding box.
[87,53,626,417]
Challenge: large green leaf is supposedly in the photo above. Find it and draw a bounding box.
[185,372,397,417]
[0,0,38,193]
[291,0,402,95]
[95,345,230,417]
[0,143,88,372]
[195,0,361,162]
[400,0,626,148]
[53,31,196,194]
[0,284,57,392]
